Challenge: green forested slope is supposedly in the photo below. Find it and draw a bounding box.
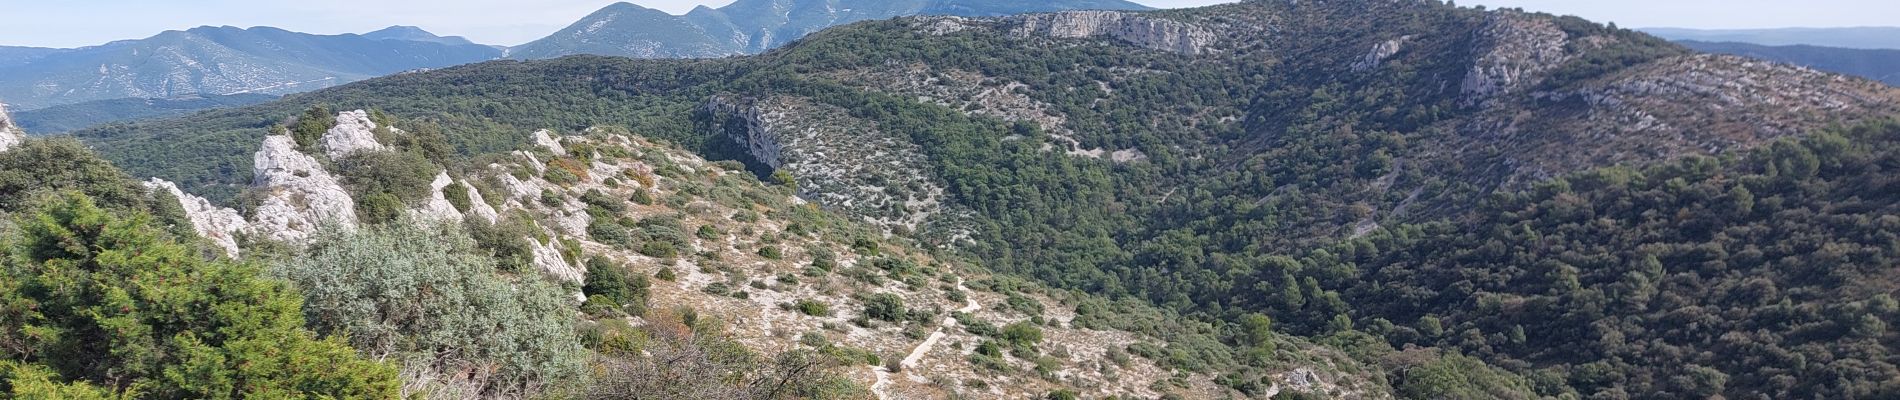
[52,1,1900,398]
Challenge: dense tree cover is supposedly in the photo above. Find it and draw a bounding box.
[271,221,586,398]
[0,193,399,398]
[10,93,277,135]
[1245,122,1900,398]
[0,139,148,212]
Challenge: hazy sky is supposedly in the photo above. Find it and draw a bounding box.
[2,0,1895,48]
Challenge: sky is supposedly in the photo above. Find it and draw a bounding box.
[1,0,1895,48]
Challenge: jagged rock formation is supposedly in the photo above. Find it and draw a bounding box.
[1460,11,1575,99]
[1009,10,1216,55]
[144,178,251,257]
[321,110,388,159]
[532,129,567,156]
[250,134,358,243]
[1352,36,1412,71]
[705,95,972,239]
[411,171,500,224]
[0,103,23,152]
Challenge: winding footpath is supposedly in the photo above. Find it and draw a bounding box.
[871,285,983,399]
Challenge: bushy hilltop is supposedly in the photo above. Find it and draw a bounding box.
[59,0,1900,398]
[6,106,1401,399]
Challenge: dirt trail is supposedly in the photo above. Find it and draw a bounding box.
[871,285,982,399]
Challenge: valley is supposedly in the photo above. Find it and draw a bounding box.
[2,0,1898,399]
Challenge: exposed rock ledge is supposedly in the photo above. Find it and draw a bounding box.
[251,135,358,243]
[0,103,23,152]
[144,178,251,257]
[1009,11,1216,55]
[322,110,388,160]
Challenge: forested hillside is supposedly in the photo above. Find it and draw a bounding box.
[47,1,1900,398]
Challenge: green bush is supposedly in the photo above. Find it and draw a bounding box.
[0,138,147,211]
[0,192,398,398]
[862,293,907,322]
[274,221,585,397]
[584,256,649,309]
[795,299,834,317]
[445,182,474,213]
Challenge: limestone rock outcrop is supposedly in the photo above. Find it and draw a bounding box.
[706,95,970,239]
[1010,11,1215,55]
[144,178,251,257]
[0,103,23,152]
[1461,11,1573,99]
[251,135,358,243]
[321,110,388,160]
[1353,36,1412,72]
[533,129,567,156]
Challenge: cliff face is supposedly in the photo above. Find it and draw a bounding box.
[1460,11,1575,99]
[250,134,358,243]
[705,95,974,240]
[1008,10,1216,55]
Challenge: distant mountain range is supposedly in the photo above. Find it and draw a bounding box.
[1643,27,1900,50]
[0,26,500,110]
[505,0,1152,59]
[1676,40,1900,86]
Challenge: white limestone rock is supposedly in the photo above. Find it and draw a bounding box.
[321,110,388,160]
[533,129,567,156]
[461,179,501,224]
[0,103,24,152]
[1010,11,1215,55]
[1461,11,1574,99]
[144,178,251,257]
[251,135,358,243]
[412,171,466,223]
[530,232,582,283]
[1352,36,1413,72]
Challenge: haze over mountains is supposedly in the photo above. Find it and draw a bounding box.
[507,0,1153,59]
[0,26,500,110]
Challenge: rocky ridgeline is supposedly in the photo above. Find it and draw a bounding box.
[1008,10,1216,55]
[705,95,974,241]
[250,134,359,244]
[1468,53,1900,185]
[144,178,251,256]
[1460,10,1575,100]
[146,110,514,261]
[0,103,23,152]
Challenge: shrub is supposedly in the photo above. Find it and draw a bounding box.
[1002,322,1045,349]
[274,221,586,397]
[445,182,474,213]
[863,293,907,322]
[0,192,398,398]
[585,256,649,308]
[758,245,783,260]
[336,150,438,208]
[796,299,834,317]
